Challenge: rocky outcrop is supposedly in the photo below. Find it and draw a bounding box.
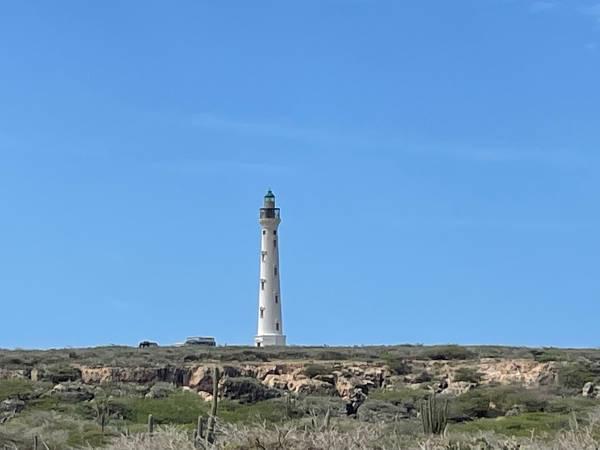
[79,366,191,385]
[0,369,30,380]
[221,377,281,403]
[0,398,25,414]
[0,358,562,404]
[289,378,338,396]
[49,382,94,402]
[477,359,559,386]
[582,382,600,398]
[0,398,25,424]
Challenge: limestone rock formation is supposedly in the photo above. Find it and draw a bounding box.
[221,377,281,403]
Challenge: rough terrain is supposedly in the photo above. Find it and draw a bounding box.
[1,345,600,449]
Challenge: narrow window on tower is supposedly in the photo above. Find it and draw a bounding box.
[261,279,265,290]
[275,295,279,304]
[276,322,280,331]
[273,230,277,235]
[261,251,267,262]
[274,266,278,276]
[260,307,264,319]
[262,230,266,235]
[273,239,277,248]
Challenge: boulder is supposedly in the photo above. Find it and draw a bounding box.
[336,377,374,399]
[49,382,94,402]
[0,398,25,413]
[188,367,214,393]
[221,377,281,403]
[441,381,477,396]
[35,366,81,384]
[314,374,336,385]
[290,379,337,396]
[198,391,213,402]
[0,369,30,380]
[263,373,294,390]
[582,382,600,398]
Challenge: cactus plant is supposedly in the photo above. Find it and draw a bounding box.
[148,413,155,434]
[205,366,220,446]
[420,393,448,435]
[323,408,331,430]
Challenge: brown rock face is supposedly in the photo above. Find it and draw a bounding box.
[289,378,338,396]
[0,358,561,401]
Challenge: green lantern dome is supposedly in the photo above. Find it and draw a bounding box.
[264,189,275,199]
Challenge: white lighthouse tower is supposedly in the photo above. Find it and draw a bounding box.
[255,190,286,347]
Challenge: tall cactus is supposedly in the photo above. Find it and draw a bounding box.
[147,413,155,434]
[205,366,220,446]
[420,393,448,435]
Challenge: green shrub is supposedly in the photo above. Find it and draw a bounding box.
[453,367,483,383]
[298,396,346,416]
[370,387,430,405]
[531,348,568,362]
[41,365,81,384]
[557,363,600,389]
[384,357,412,376]
[115,390,209,424]
[220,397,302,423]
[414,371,433,383]
[451,385,551,419]
[419,346,477,361]
[313,351,349,361]
[0,379,35,401]
[303,364,332,378]
[452,412,570,437]
[219,350,271,362]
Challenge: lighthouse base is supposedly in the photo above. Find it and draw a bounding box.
[255,334,287,347]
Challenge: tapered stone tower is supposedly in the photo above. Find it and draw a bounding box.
[255,190,286,347]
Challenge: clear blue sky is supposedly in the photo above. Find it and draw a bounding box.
[1,1,599,349]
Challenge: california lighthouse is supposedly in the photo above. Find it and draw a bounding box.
[255,190,286,347]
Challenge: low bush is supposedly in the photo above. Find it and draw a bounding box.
[414,371,433,383]
[115,390,209,424]
[219,350,271,362]
[221,377,281,404]
[298,395,346,417]
[0,379,36,401]
[40,365,81,384]
[453,367,483,383]
[450,385,551,419]
[303,364,332,378]
[384,357,412,376]
[531,348,569,362]
[557,362,600,389]
[370,387,430,406]
[313,351,349,361]
[453,412,570,437]
[419,346,477,361]
[356,399,411,422]
[220,397,301,423]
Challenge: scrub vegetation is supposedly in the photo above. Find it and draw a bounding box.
[1,344,600,449]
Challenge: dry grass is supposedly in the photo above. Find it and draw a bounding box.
[95,412,600,450]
